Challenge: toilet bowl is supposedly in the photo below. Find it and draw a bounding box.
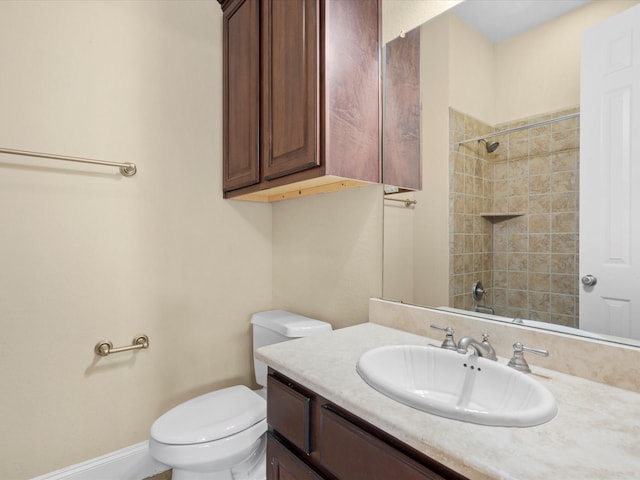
[149,310,332,480]
[149,385,266,480]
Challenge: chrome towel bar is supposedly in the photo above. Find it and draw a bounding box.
[94,335,149,357]
[0,146,137,176]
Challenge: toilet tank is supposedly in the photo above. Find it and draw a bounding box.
[251,310,332,387]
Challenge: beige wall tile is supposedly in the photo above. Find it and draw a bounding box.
[530,174,552,194]
[552,150,578,172]
[552,212,578,233]
[551,171,577,192]
[552,192,577,212]
[530,155,552,174]
[509,138,529,158]
[530,253,551,273]
[551,253,576,273]
[529,193,551,213]
[551,274,577,295]
[552,233,577,254]
[529,273,551,292]
[509,271,528,289]
[530,234,551,252]
[530,135,551,155]
[530,214,551,233]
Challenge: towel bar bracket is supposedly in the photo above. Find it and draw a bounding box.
[120,164,137,176]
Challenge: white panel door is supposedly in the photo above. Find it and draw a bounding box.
[580,4,640,339]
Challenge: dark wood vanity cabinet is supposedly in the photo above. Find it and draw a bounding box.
[267,370,469,480]
[218,0,381,202]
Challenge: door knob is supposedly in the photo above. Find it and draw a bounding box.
[581,274,597,286]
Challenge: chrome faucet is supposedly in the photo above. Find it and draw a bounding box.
[457,333,497,360]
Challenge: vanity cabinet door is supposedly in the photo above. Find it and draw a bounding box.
[319,406,449,480]
[267,433,325,480]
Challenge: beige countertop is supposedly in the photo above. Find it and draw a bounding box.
[256,322,640,480]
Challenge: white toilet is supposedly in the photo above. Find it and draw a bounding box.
[149,310,332,480]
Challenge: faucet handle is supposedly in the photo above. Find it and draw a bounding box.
[508,342,549,373]
[429,324,457,350]
[480,333,497,361]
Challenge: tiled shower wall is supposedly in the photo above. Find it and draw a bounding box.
[449,110,494,312]
[449,107,580,327]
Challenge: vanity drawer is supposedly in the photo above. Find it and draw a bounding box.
[319,406,449,480]
[267,373,312,454]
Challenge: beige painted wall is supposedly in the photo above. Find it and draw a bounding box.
[494,0,639,124]
[382,0,463,44]
[412,14,452,308]
[0,2,273,478]
[0,2,387,477]
[272,185,383,330]
[382,196,416,303]
[448,14,494,123]
[387,1,617,128]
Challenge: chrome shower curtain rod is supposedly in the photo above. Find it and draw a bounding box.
[456,112,580,146]
[0,146,137,176]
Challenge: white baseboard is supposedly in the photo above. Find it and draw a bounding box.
[30,441,169,480]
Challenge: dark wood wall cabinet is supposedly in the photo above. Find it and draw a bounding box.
[267,370,469,480]
[219,0,381,202]
[383,27,421,191]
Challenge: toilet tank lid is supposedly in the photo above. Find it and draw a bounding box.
[251,310,332,337]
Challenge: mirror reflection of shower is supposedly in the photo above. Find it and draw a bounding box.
[450,108,580,328]
[479,138,500,153]
[472,281,495,315]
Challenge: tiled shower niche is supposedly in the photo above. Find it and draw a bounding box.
[449,107,579,328]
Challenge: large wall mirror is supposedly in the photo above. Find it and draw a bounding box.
[382,0,640,347]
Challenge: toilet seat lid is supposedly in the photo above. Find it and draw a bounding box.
[151,385,266,445]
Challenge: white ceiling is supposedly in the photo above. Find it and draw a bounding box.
[451,0,592,43]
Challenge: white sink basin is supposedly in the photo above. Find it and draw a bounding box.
[356,344,557,427]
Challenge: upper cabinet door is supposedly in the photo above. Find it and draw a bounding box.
[261,0,320,180]
[221,0,260,192]
[383,27,421,191]
[323,0,381,183]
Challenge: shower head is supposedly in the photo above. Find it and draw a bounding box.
[479,138,500,153]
